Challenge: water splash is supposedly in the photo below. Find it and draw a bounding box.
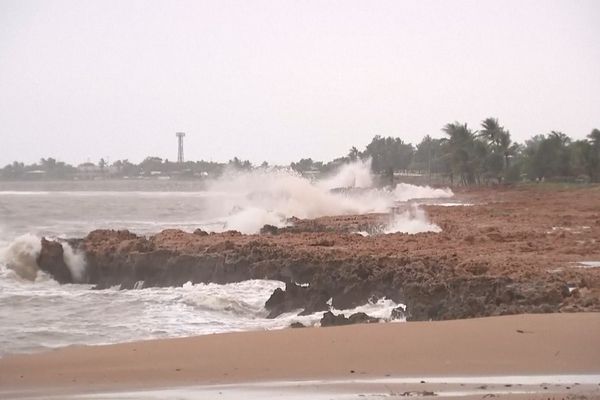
[384,203,442,234]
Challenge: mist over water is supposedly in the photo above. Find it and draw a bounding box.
[0,160,450,238]
[0,161,454,355]
[203,160,395,233]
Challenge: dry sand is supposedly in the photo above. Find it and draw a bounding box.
[1,313,599,398]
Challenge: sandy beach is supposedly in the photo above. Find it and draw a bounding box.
[1,313,599,398]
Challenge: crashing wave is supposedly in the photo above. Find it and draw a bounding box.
[0,235,86,282]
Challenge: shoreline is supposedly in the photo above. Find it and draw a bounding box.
[1,313,599,397]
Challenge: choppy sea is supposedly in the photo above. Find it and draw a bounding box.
[0,176,453,356]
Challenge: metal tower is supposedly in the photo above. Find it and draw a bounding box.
[176,132,185,163]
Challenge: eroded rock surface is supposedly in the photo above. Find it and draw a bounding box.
[37,238,72,284]
[36,186,600,321]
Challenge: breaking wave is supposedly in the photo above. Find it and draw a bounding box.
[204,160,453,234]
[0,275,402,355]
[203,166,391,234]
[0,235,86,282]
[317,158,374,189]
[0,234,41,281]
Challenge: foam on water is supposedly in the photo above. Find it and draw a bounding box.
[0,162,454,237]
[201,164,394,233]
[0,234,42,281]
[0,168,454,355]
[0,260,403,356]
[199,161,452,233]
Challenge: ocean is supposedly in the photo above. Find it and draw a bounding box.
[0,170,453,356]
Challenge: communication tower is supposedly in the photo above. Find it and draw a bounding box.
[176,132,185,163]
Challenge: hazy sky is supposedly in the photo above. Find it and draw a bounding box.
[1,0,599,166]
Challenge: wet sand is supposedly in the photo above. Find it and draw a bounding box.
[1,313,599,398]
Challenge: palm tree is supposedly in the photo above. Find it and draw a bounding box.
[441,122,477,185]
[480,118,504,148]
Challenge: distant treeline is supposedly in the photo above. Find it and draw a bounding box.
[2,118,599,185]
[292,119,600,185]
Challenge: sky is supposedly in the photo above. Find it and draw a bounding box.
[0,0,599,166]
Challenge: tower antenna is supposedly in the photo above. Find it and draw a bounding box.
[176,132,185,163]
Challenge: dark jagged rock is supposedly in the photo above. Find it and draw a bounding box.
[265,283,329,318]
[320,311,379,327]
[37,238,72,284]
[320,311,350,327]
[347,312,379,324]
[390,306,406,320]
[290,322,305,328]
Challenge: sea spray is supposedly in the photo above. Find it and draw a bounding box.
[0,234,41,281]
[0,235,87,283]
[384,203,442,234]
[202,160,452,234]
[317,158,374,189]
[62,242,86,283]
[393,183,453,202]
[203,164,393,233]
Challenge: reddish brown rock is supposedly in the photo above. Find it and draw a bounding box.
[37,186,600,321]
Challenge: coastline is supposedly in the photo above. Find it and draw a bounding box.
[1,313,599,398]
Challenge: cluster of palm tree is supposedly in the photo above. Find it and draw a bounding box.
[432,120,599,184]
[341,119,599,185]
[435,118,519,185]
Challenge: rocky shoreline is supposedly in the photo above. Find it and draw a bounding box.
[36,186,600,322]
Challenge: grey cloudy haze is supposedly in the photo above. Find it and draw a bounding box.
[0,0,599,166]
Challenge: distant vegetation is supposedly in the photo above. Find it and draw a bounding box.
[2,119,599,186]
[292,121,600,185]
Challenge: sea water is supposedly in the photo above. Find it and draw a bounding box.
[0,173,453,356]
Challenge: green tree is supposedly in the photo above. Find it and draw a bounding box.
[479,118,517,182]
[441,122,478,185]
[347,146,360,161]
[363,135,414,175]
[291,158,323,173]
[524,132,572,181]
[572,129,600,182]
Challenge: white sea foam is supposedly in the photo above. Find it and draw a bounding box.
[0,235,87,283]
[0,234,42,281]
[203,164,393,233]
[0,271,402,356]
[202,161,453,234]
[0,177,453,356]
[62,242,87,282]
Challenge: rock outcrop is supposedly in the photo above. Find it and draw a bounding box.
[33,186,600,321]
[37,238,72,284]
[320,311,379,327]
